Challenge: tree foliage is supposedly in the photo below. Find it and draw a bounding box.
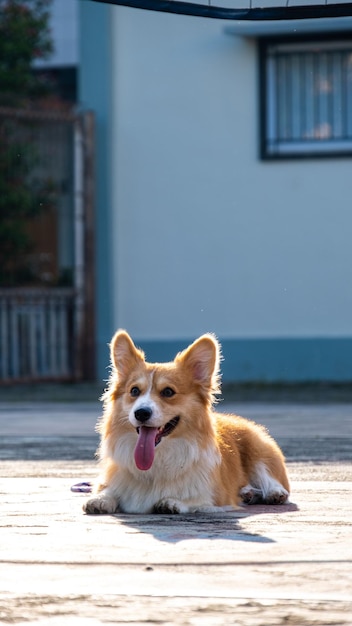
[0,0,55,286]
[0,0,53,106]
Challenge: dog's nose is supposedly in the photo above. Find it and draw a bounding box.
[134,407,153,423]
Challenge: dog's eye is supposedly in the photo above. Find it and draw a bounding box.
[130,386,141,397]
[161,387,175,398]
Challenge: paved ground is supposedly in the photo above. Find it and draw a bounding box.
[0,398,351,625]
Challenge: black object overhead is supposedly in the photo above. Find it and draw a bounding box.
[90,0,352,21]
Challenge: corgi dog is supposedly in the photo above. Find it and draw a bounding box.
[84,330,289,515]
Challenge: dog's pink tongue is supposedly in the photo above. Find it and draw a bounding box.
[134,426,158,471]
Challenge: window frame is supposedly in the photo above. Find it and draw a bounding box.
[259,34,352,160]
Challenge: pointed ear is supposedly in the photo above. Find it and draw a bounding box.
[110,330,145,378]
[176,334,221,393]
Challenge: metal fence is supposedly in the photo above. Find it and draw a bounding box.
[0,288,76,382]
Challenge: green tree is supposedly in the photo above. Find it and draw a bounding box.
[0,0,55,286]
[0,0,53,107]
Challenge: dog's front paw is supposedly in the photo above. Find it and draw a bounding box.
[240,484,289,505]
[153,498,189,514]
[83,495,118,515]
[264,488,289,505]
[240,485,264,505]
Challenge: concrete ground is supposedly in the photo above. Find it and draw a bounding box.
[0,396,351,625]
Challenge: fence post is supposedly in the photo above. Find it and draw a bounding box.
[81,110,96,381]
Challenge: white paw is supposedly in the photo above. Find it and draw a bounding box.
[240,484,289,505]
[265,487,289,505]
[153,498,189,514]
[83,495,118,515]
[240,484,263,504]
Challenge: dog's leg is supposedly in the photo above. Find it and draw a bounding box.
[83,489,119,515]
[240,462,289,505]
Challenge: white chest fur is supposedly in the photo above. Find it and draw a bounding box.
[103,433,221,513]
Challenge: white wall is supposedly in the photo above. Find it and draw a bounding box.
[110,7,352,342]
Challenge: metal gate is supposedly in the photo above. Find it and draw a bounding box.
[0,108,95,383]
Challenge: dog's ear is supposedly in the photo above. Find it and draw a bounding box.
[177,334,221,393]
[110,330,145,378]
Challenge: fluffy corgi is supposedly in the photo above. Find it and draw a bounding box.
[84,330,289,515]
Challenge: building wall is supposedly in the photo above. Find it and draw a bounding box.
[79,2,115,379]
[81,4,352,381]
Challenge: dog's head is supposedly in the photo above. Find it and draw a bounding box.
[100,330,221,472]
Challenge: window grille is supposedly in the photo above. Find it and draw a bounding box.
[261,39,352,158]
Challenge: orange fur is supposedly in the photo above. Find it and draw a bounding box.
[83,330,290,515]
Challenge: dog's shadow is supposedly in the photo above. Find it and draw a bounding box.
[113,502,298,545]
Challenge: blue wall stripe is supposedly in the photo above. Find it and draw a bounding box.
[134,337,352,383]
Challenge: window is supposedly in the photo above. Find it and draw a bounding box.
[260,38,352,158]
